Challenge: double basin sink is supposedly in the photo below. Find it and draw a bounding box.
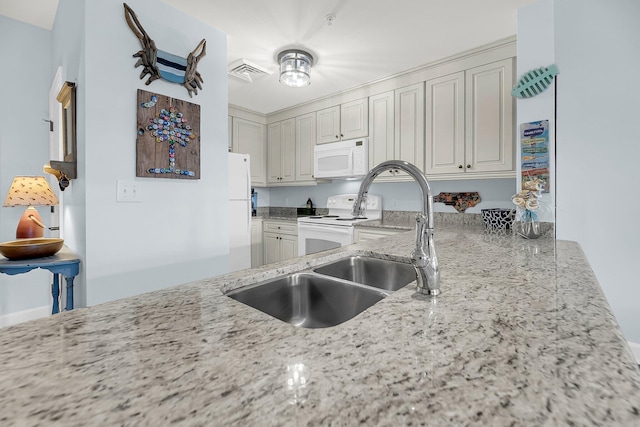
[226,256,417,328]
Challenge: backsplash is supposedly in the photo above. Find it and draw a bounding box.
[256,207,554,237]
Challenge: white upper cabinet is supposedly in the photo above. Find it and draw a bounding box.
[340,98,369,140]
[425,72,466,175]
[317,106,341,144]
[316,98,368,144]
[394,82,425,178]
[295,112,316,182]
[368,91,396,177]
[267,118,295,184]
[232,117,266,186]
[425,59,514,178]
[367,84,425,181]
[464,59,513,174]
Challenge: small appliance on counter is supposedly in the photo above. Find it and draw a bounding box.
[297,198,315,217]
[251,188,257,217]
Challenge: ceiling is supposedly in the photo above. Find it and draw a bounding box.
[1,0,536,115]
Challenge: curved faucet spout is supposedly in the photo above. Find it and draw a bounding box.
[352,160,440,295]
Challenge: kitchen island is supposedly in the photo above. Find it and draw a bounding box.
[1,225,639,426]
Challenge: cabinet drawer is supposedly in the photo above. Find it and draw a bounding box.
[354,227,402,243]
[263,221,298,235]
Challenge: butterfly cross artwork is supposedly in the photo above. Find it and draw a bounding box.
[123,3,206,97]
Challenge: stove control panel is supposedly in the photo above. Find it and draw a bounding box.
[326,194,381,210]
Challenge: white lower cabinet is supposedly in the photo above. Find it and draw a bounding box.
[263,220,298,264]
[250,218,263,268]
[354,227,402,243]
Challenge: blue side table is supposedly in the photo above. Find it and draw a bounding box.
[0,246,80,314]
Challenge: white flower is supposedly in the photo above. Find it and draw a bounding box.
[526,198,539,211]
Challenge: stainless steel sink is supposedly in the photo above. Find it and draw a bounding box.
[227,273,388,328]
[312,256,417,292]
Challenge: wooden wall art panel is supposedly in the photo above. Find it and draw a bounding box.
[136,89,200,179]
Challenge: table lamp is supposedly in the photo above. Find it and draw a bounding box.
[3,176,59,239]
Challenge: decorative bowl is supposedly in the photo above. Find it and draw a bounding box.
[0,238,64,260]
[481,208,515,231]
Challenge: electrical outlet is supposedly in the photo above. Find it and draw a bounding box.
[116,180,141,202]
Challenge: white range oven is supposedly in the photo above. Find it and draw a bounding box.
[297,194,381,256]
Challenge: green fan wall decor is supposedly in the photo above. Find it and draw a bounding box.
[512,64,559,98]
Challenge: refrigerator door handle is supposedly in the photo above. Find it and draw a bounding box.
[246,156,251,231]
[245,158,251,200]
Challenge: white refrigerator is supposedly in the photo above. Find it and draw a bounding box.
[228,153,252,272]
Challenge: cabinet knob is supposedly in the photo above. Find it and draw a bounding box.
[335,135,339,139]
[466,164,471,169]
[458,165,463,169]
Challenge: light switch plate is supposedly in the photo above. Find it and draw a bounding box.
[116,180,141,202]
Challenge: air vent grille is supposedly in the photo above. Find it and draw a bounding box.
[228,59,272,83]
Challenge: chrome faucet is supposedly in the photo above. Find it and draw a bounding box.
[352,160,440,295]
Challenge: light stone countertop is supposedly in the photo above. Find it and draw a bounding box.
[1,225,639,426]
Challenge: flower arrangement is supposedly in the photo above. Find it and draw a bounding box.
[512,178,545,223]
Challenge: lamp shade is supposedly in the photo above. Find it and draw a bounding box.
[278,49,314,88]
[3,176,59,207]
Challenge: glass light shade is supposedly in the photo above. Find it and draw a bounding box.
[278,50,313,88]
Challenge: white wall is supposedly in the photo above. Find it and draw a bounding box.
[0,16,53,322]
[519,0,640,343]
[50,0,87,307]
[553,0,640,343]
[267,178,515,212]
[516,0,556,223]
[81,0,229,305]
[1,0,229,322]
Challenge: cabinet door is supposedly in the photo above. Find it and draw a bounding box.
[267,122,282,184]
[296,112,316,182]
[425,72,465,175]
[279,234,298,262]
[368,91,395,171]
[280,118,296,182]
[341,98,368,140]
[263,232,281,264]
[233,117,266,186]
[395,82,425,174]
[316,106,341,144]
[465,59,514,173]
[251,219,263,267]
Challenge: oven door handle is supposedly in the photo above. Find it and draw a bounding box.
[298,224,353,235]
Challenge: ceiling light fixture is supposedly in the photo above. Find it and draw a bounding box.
[277,49,314,88]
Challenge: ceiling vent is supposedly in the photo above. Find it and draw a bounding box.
[228,59,273,83]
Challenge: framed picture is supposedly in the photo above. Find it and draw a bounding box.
[56,81,77,163]
[136,89,201,179]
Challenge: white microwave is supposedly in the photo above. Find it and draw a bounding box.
[314,138,369,179]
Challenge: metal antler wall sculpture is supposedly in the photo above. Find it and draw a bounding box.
[123,3,206,97]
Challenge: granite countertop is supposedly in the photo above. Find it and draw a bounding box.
[1,226,639,426]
